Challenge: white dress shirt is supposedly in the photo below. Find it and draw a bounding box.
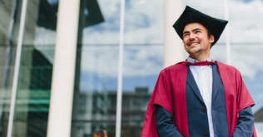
[187,57,214,137]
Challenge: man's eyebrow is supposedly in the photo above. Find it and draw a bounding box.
[192,28,202,31]
[183,28,203,35]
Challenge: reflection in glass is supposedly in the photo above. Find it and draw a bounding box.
[71,0,114,136]
[121,0,163,136]
[0,0,58,137]
[121,45,163,137]
[71,45,118,137]
[231,44,263,133]
[0,0,22,136]
[71,0,164,136]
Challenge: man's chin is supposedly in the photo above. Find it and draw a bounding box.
[188,48,201,55]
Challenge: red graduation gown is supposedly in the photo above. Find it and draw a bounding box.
[141,61,257,137]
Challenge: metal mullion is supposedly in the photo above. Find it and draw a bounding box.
[7,0,28,137]
[115,0,126,136]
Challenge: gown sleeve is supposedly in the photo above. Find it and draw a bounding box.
[156,105,183,137]
[233,106,255,137]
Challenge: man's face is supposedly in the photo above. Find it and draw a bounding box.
[182,23,214,59]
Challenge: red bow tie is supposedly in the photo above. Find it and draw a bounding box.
[184,61,216,66]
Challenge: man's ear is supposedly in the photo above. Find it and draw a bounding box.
[209,35,215,43]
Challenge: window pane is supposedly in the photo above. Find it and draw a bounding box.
[228,0,263,134]
[0,0,18,136]
[71,0,119,136]
[121,0,164,136]
[11,0,58,137]
[121,45,163,137]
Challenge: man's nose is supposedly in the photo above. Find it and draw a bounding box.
[189,33,195,40]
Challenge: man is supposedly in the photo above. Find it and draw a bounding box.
[141,6,257,137]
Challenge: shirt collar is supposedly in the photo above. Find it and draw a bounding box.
[186,56,212,64]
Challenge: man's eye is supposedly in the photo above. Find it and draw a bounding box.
[195,30,201,34]
[183,33,189,37]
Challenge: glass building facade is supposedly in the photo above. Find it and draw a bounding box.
[0,0,55,137]
[0,0,262,137]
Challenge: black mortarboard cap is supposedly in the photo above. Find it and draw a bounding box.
[173,6,228,46]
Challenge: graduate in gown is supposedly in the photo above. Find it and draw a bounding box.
[141,6,257,137]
